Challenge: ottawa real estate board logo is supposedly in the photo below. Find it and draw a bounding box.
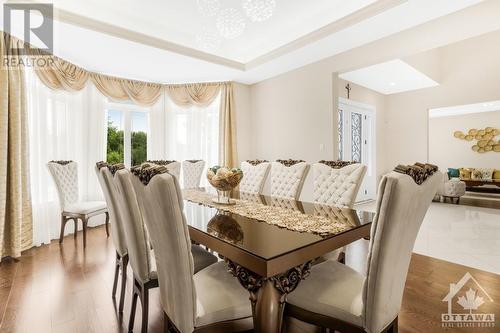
[442,272,495,328]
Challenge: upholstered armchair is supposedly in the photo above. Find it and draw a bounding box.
[95,162,129,313]
[182,160,205,188]
[114,168,217,333]
[437,173,466,204]
[270,160,309,200]
[130,166,253,333]
[285,170,442,333]
[239,160,270,194]
[47,160,108,248]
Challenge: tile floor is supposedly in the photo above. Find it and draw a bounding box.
[355,199,500,274]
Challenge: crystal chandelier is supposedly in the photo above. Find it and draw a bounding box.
[216,8,246,39]
[197,0,221,17]
[242,0,276,22]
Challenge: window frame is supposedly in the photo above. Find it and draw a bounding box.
[106,100,150,167]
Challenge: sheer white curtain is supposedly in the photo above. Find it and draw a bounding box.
[164,94,220,186]
[26,68,107,246]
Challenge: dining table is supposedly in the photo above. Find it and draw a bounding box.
[182,188,374,333]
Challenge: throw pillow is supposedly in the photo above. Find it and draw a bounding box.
[448,168,460,179]
[471,169,482,180]
[494,170,500,180]
[480,168,494,181]
[460,168,472,180]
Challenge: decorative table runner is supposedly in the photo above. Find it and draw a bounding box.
[182,189,353,236]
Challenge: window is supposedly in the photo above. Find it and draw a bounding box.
[165,95,220,184]
[106,102,150,167]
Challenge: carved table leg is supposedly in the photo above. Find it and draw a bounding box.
[227,260,312,333]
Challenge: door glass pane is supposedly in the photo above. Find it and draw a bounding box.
[338,109,344,160]
[131,112,148,166]
[107,110,124,164]
[351,112,362,163]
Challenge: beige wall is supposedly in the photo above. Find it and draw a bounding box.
[237,28,500,187]
[384,30,500,172]
[249,64,335,162]
[429,111,500,170]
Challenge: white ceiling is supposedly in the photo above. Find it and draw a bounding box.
[429,101,500,118]
[339,59,439,95]
[31,0,379,63]
[2,0,495,84]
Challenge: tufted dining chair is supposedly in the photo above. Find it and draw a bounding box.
[95,162,129,313]
[239,160,270,194]
[270,160,309,200]
[182,160,206,188]
[114,168,218,333]
[312,161,367,263]
[285,168,442,333]
[146,160,181,180]
[130,164,253,333]
[47,160,109,248]
[312,161,367,208]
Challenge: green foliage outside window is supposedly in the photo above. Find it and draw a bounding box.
[132,131,147,166]
[106,120,147,165]
[107,121,124,164]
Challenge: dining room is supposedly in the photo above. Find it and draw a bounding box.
[2,1,500,333]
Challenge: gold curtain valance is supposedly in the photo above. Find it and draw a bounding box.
[166,83,221,107]
[4,32,238,166]
[90,74,162,106]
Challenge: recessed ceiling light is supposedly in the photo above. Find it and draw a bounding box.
[389,82,396,86]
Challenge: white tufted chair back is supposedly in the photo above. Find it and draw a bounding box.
[312,163,367,208]
[363,171,441,333]
[95,166,128,257]
[182,160,205,188]
[47,161,79,211]
[114,169,154,283]
[270,161,309,200]
[239,161,270,194]
[131,168,197,333]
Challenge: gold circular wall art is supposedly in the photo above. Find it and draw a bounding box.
[454,127,500,153]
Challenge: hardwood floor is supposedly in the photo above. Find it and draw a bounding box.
[1,225,499,333]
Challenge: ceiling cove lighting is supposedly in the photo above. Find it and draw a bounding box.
[243,0,276,22]
[216,8,246,39]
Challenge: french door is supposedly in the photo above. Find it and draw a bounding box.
[338,98,376,202]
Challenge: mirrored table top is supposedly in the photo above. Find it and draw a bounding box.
[183,188,374,261]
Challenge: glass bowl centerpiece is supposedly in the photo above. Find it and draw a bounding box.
[206,166,243,204]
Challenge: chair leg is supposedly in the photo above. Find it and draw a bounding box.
[105,211,110,237]
[74,218,78,239]
[386,317,398,333]
[59,215,67,243]
[119,255,128,313]
[112,253,120,299]
[337,251,346,264]
[164,313,171,333]
[129,289,139,332]
[82,217,88,248]
[141,286,150,333]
